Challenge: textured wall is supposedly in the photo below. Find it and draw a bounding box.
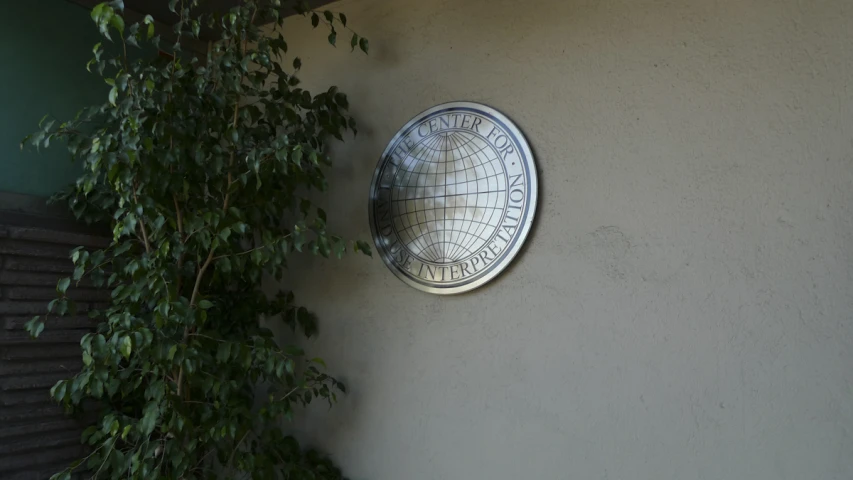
[0,1,105,197]
[272,1,853,478]
[0,223,107,479]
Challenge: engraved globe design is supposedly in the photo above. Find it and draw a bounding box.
[390,131,508,264]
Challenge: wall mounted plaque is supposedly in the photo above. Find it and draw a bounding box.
[369,102,538,294]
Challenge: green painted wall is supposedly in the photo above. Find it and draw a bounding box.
[1,1,106,197]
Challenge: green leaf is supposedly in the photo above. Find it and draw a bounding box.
[51,380,67,401]
[51,471,71,480]
[109,13,125,35]
[354,240,373,257]
[350,33,358,51]
[25,316,44,338]
[284,345,304,356]
[293,233,305,252]
[120,336,132,359]
[108,86,118,106]
[19,134,32,150]
[293,57,302,70]
[311,13,319,28]
[359,37,369,54]
[92,3,115,40]
[139,402,158,436]
[216,342,231,364]
[328,31,337,46]
[215,257,231,273]
[335,93,349,109]
[198,299,214,309]
[339,13,347,26]
[57,277,71,294]
[90,3,105,22]
[332,237,346,259]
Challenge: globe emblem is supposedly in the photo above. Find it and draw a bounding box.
[370,102,537,294]
[390,131,508,264]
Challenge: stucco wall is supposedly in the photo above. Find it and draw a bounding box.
[273,0,853,478]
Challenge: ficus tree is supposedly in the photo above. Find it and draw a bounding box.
[22,0,370,478]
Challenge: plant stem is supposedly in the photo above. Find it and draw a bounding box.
[189,251,215,308]
[178,13,252,397]
[277,385,302,402]
[211,234,291,261]
[178,247,214,396]
[133,184,152,254]
[92,436,117,479]
[226,430,251,471]
[176,366,185,397]
[173,194,184,237]
[173,194,185,297]
[138,218,152,254]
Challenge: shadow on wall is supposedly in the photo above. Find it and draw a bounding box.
[288,0,842,282]
[282,0,696,291]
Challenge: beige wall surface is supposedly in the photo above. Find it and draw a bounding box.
[271,0,853,478]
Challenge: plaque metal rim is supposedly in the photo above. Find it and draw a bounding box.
[368,101,538,295]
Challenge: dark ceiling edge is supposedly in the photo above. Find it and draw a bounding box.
[66,0,335,55]
[65,0,209,53]
[65,0,337,53]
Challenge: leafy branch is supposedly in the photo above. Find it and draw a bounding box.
[22,1,372,479]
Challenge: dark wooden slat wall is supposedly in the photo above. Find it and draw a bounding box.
[0,223,109,479]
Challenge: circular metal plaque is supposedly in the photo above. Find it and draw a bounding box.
[369,101,538,294]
